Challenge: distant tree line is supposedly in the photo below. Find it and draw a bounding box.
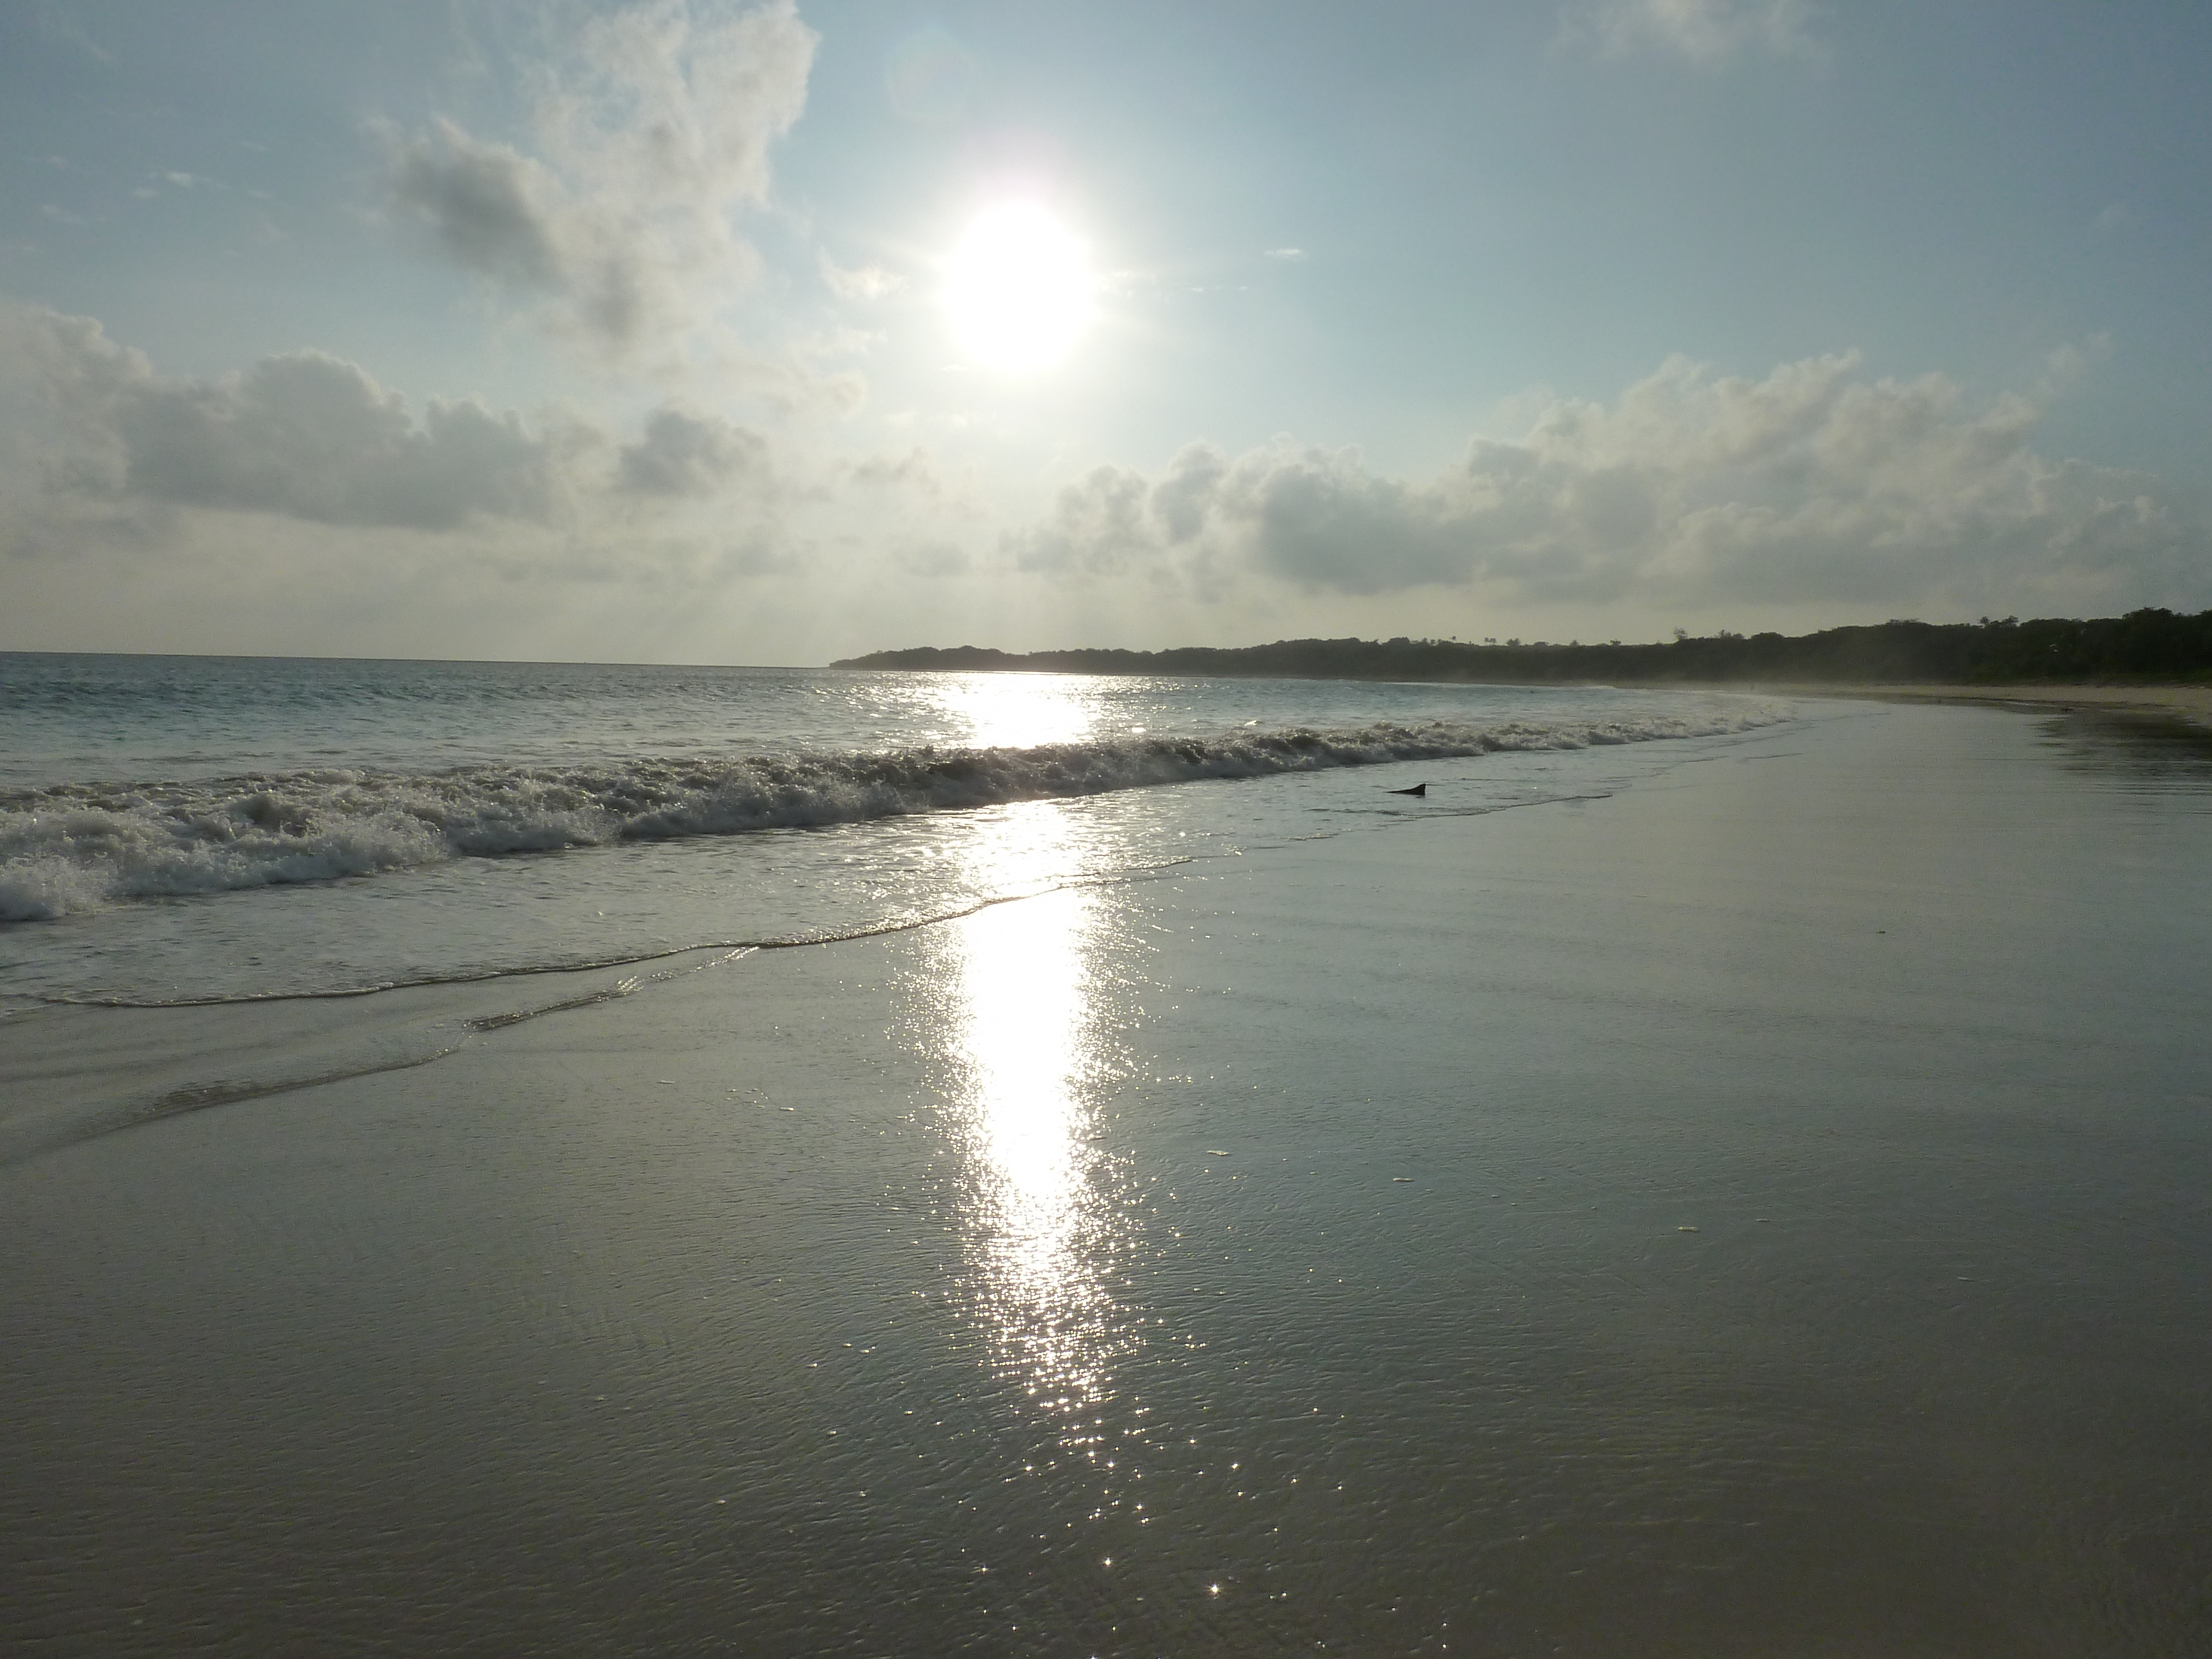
[832,609,2212,685]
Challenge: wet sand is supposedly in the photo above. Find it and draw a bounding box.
[1732,680,2212,729]
[6,700,2211,1656]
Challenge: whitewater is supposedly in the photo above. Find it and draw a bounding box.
[1,652,1789,1004]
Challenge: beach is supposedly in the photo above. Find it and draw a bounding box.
[1728,681,2212,730]
[6,691,2212,1655]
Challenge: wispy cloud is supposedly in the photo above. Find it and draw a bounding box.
[32,1,113,65]
[820,257,905,301]
[388,0,817,363]
[2090,202,2138,238]
[1560,0,1822,67]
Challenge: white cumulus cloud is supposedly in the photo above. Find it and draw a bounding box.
[116,354,576,530]
[0,301,782,540]
[1003,353,2205,619]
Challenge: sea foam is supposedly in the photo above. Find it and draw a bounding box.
[0,709,1784,921]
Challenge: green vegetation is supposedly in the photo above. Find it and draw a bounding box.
[833,609,2212,686]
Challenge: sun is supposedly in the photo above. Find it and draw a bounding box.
[942,201,1095,374]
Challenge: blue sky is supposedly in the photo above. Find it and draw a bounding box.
[3,0,2208,662]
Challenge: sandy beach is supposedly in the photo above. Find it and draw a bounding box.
[1725,681,2212,729]
[6,697,2211,1656]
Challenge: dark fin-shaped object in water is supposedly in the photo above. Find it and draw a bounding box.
[1387,782,1427,797]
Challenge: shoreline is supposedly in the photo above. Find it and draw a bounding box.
[1698,680,2212,729]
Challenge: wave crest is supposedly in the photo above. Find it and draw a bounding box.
[0,709,1784,920]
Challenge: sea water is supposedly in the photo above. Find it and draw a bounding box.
[0,651,1787,1007]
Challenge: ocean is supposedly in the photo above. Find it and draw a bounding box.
[6,654,2211,1657]
[0,651,1783,1008]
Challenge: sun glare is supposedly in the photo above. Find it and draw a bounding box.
[942,201,1095,373]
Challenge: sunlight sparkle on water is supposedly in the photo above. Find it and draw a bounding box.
[943,672,1102,750]
[933,801,1131,1448]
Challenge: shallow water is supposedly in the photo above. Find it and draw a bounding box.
[1,653,1783,1002]
[4,696,2210,1656]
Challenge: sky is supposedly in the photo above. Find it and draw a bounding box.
[3,0,2209,664]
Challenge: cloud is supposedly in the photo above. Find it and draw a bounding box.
[1262,247,1308,263]
[32,2,114,64]
[388,0,817,358]
[1,301,781,539]
[1009,465,1157,576]
[616,407,770,497]
[390,123,565,289]
[1149,442,1230,541]
[820,257,905,301]
[1561,0,1820,66]
[1001,353,2205,617]
[22,311,573,530]
[119,359,568,530]
[848,446,945,497]
[891,539,970,578]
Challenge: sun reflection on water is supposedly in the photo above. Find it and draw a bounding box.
[932,799,1133,1458]
[941,672,1110,750]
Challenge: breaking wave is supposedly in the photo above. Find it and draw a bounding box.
[0,708,1785,921]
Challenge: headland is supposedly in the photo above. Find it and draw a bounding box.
[834,608,2212,729]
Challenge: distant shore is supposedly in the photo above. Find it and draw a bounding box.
[832,611,2212,690]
